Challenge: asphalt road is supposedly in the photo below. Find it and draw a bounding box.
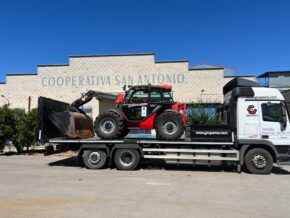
[0,155,290,218]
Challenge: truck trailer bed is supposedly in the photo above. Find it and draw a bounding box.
[47,137,235,146]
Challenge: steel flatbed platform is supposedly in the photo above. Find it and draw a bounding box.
[48,137,234,146]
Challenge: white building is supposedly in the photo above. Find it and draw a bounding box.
[0,53,255,118]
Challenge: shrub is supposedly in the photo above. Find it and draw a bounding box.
[0,106,37,153]
[187,103,216,125]
[0,105,15,151]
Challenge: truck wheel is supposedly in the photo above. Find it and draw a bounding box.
[155,111,184,140]
[82,149,107,169]
[114,149,140,170]
[244,148,273,174]
[94,111,125,139]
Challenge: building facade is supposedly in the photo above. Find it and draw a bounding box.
[257,71,290,90]
[0,53,255,119]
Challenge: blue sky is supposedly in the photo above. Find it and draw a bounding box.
[1,0,290,82]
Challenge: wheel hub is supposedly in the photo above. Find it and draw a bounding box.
[88,152,101,165]
[120,151,133,166]
[100,119,116,134]
[252,155,267,169]
[162,121,178,135]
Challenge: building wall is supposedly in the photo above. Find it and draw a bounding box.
[268,72,290,88]
[0,53,256,120]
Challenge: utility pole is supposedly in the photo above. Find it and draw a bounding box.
[1,95,10,106]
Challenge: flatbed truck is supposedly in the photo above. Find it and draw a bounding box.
[38,78,290,174]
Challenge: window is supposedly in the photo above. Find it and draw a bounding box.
[162,91,174,103]
[124,89,134,103]
[261,103,283,122]
[129,90,149,103]
[150,89,162,103]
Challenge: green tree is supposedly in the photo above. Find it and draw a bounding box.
[0,105,15,151]
[0,106,37,153]
[15,108,37,151]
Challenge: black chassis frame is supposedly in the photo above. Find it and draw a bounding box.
[74,139,290,169]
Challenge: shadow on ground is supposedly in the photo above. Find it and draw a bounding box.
[0,150,44,156]
[47,156,290,174]
[48,156,80,167]
[271,166,290,175]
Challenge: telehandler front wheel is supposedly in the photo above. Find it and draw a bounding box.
[94,111,125,139]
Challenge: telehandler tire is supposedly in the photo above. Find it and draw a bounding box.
[94,111,125,139]
[155,111,184,140]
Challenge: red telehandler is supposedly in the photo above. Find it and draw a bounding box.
[93,84,186,140]
[40,84,186,141]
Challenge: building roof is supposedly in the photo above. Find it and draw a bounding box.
[190,63,237,76]
[69,52,155,58]
[257,71,290,78]
[190,63,226,69]
[224,75,256,78]
[6,73,37,76]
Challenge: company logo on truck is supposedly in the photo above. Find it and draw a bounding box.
[247,105,257,115]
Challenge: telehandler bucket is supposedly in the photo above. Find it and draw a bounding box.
[38,97,94,141]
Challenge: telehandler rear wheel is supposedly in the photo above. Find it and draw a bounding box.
[155,111,184,140]
[94,111,125,139]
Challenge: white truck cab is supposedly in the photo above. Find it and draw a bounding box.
[237,87,290,144]
[223,78,290,173]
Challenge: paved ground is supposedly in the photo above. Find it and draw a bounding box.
[0,155,290,218]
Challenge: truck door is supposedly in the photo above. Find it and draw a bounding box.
[259,101,290,145]
[237,99,261,139]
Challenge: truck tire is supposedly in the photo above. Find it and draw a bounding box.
[155,111,184,140]
[82,149,107,169]
[114,149,140,170]
[244,148,273,174]
[94,111,125,139]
